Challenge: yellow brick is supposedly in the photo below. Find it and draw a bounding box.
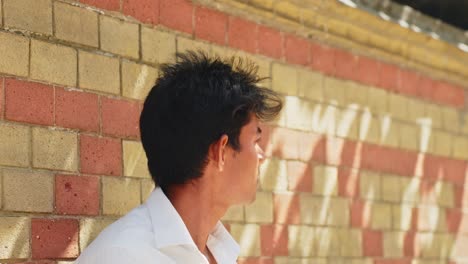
[247,55,271,88]
[297,68,323,101]
[272,63,298,96]
[339,229,362,257]
[315,227,340,257]
[259,158,288,191]
[313,165,338,196]
[32,127,78,171]
[221,204,244,222]
[273,0,301,21]
[79,218,116,251]
[388,93,408,121]
[100,16,139,58]
[345,82,368,106]
[31,39,77,87]
[399,123,419,151]
[417,233,453,258]
[383,231,404,257]
[79,50,120,94]
[392,204,414,230]
[4,0,52,34]
[141,27,176,64]
[453,136,468,160]
[435,181,454,208]
[431,130,452,157]
[0,32,29,76]
[231,224,261,257]
[381,174,401,202]
[328,197,350,227]
[102,176,140,215]
[417,205,446,232]
[250,0,274,9]
[245,192,273,223]
[177,37,212,55]
[441,107,460,133]
[370,202,392,230]
[284,96,315,131]
[3,169,53,212]
[400,177,420,204]
[406,98,425,122]
[123,140,150,178]
[367,87,388,114]
[54,2,98,47]
[300,194,327,225]
[122,60,158,100]
[337,106,359,140]
[288,225,315,257]
[141,179,155,202]
[311,103,338,136]
[462,113,468,135]
[425,103,442,128]
[323,76,347,106]
[359,170,380,200]
[0,217,30,259]
[0,0,2,27]
[380,115,399,147]
[359,112,380,144]
[0,123,30,167]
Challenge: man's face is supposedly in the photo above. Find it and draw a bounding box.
[222,116,265,205]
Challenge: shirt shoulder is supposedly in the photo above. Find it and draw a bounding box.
[75,246,175,264]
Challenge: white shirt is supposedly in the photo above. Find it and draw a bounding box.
[75,187,240,264]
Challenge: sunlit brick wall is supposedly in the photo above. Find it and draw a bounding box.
[0,0,467,263]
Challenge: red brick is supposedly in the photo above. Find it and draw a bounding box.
[432,80,465,108]
[379,63,399,91]
[398,69,419,97]
[360,143,383,172]
[237,257,274,264]
[123,0,159,24]
[194,6,227,45]
[5,79,54,125]
[273,193,300,224]
[257,25,283,59]
[403,231,416,257]
[80,135,122,176]
[55,88,99,132]
[55,174,100,216]
[260,224,288,256]
[284,34,309,66]
[101,97,141,138]
[80,0,119,11]
[442,158,468,185]
[357,56,380,86]
[362,230,383,257]
[334,49,358,80]
[15,261,56,264]
[287,161,312,192]
[338,167,359,198]
[32,218,79,259]
[310,42,335,75]
[228,17,257,54]
[160,0,193,34]
[446,208,462,233]
[0,78,3,119]
[350,199,370,228]
[417,75,434,101]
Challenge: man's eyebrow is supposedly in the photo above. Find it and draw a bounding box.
[257,127,262,134]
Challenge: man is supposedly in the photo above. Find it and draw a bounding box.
[75,51,282,263]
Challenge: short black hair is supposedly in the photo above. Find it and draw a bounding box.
[139,51,282,192]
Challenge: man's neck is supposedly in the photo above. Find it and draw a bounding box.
[167,183,228,252]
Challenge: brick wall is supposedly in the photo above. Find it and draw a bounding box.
[0,0,467,263]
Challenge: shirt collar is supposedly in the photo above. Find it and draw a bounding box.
[145,187,240,259]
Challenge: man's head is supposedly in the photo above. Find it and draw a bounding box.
[140,51,282,203]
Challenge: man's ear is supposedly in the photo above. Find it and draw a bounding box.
[209,134,229,171]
